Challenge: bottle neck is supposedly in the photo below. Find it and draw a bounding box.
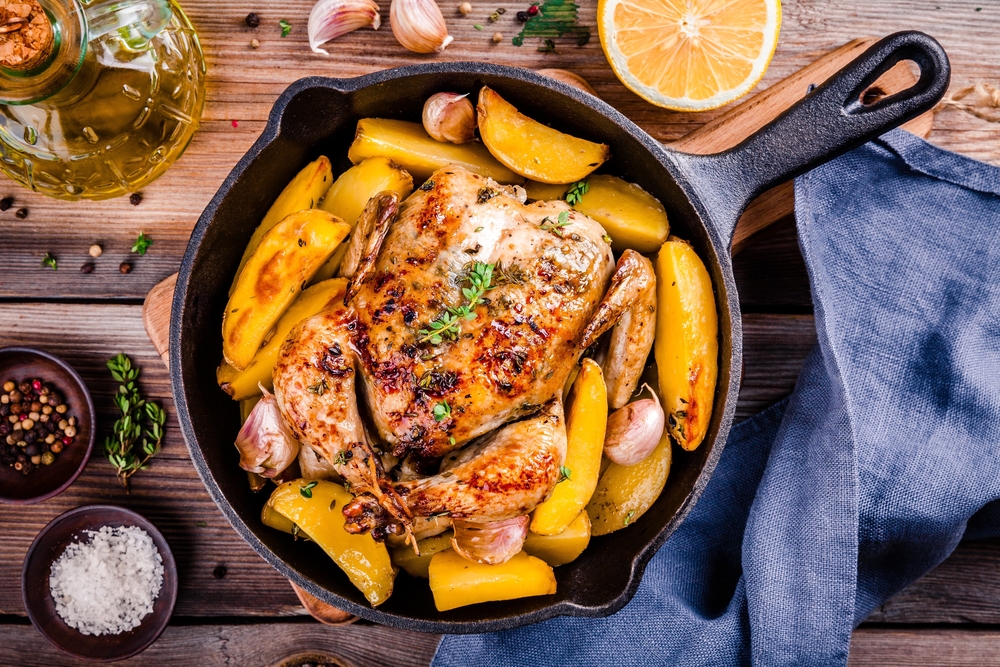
[0,0,88,106]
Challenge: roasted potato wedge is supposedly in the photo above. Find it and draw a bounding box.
[586,431,672,536]
[261,501,297,534]
[314,158,414,282]
[348,118,522,184]
[231,156,333,295]
[655,238,718,450]
[524,175,669,253]
[530,359,607,535]
[218,278,347,399]
[428,549,556,611]
[390,530,454,579]
[523,510,591,567]
[477,86,609,184]
[222,210,350,370]
[268,480,395,606]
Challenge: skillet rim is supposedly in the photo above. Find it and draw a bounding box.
[170,61,742,633]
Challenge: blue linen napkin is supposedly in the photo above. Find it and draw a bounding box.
[431,129,1000,667]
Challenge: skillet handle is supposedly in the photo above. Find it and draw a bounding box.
[672,31,950,243]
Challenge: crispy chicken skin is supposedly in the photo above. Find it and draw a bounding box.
[272,165,650,541]
[351,167,615,460]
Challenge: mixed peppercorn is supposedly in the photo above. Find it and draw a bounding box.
[0,377,78,475]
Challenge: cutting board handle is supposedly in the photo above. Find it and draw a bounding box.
[675,31,950,241]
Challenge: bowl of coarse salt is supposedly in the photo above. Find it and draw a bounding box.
[21,505,178,662]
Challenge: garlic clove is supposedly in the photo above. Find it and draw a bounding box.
[308,0,381,55]
[451,516,529,565]
[390,0,453,54]
[422,92,476,143]
[537,68,600,97]
[234,385,301,477]
[603,389,665,467]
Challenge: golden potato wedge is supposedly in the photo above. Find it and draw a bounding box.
[530,359,607,536]
[223,210,350,370]
[218,278,347,400]
[231,156,334,295]
[655,238,718,450]
[390,530,454,579]
[523,510,591,567]
[348,118,522,184]
[586,431,672,536]
[477,86,609,184]
[428,549,556,611]
[261,501,297,534]
[268,480,395,606]
[313,158,414,282]
[525,176,669,253]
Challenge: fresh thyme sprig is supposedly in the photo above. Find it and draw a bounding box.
[564,180,589,205]
[103,353,165,491]
[41,252,57,270]
[539,211,572,237]
[131,231,153,255]
[418,262,496,344]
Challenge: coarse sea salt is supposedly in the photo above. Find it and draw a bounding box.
[48,525,164,636]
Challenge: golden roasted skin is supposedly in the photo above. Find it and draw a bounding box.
[350,166,616,460]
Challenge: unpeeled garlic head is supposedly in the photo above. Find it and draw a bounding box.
[422,92,475,143]
[308,0,381,55]
[390,0,453,53]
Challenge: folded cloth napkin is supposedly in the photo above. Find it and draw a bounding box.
[432,128,1000,667]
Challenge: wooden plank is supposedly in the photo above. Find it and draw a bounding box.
[0,622,440,667]
[850,628,1000,666]
[733,215,813,311]
[1,0,996,301]
[3,623,1000,667]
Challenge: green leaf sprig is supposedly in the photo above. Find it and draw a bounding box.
[564,180,589,205]
[539,210,572,237]
[279,19,292,36]
[103,353,165,491]
[418,262,496,345]
[41,252,57,270]
[131,232,153,255]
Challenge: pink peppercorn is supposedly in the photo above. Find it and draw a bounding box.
[31,380,41,391]
[62,436,73,445]
[527,4,538,15]
[19,413,26,420]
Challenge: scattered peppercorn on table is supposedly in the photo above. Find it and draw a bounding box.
[0,0,998,664]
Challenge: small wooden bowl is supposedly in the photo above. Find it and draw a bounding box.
[22,505,179,662]
[0,347,96,504]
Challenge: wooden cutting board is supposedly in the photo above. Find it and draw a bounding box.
[141,37,934,622]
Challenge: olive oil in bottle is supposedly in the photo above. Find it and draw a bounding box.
[0,0,206,200]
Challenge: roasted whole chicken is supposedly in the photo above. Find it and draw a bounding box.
[268,165,656,552]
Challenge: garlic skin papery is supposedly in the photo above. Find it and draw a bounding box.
[451,516,529,565]
[234,386,301,477]
[390,0,453,54]
[422,92,476,143]
[308,0,381,55]
[603,389,666,466]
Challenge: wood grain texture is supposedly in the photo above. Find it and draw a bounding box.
[1,0,996,301]
[0,622,440,667]
[4,623,1000,667]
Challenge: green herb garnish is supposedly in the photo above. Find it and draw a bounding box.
[132,231,153,255]
[433,400,452,421]
[418,261,496,344]
[300,480,318,498]
[539,211,572,237]
[602,234,613,244]
[474,23,484,30]
[332,451,349,466]
[624,509,636,526]
[41,252,57,270]
[279,19,292,36]
[558,465,572,483]
[103,353,165,491]
[564,180,589,205]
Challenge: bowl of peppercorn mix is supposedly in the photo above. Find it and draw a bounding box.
[0,347,95,504]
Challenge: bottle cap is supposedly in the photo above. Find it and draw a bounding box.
[0,0,54,71]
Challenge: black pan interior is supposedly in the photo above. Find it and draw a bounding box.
[174,66,737,632]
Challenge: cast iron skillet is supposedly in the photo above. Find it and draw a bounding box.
[172,31,949,633]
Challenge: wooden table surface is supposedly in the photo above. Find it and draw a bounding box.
[2,0,999,664]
